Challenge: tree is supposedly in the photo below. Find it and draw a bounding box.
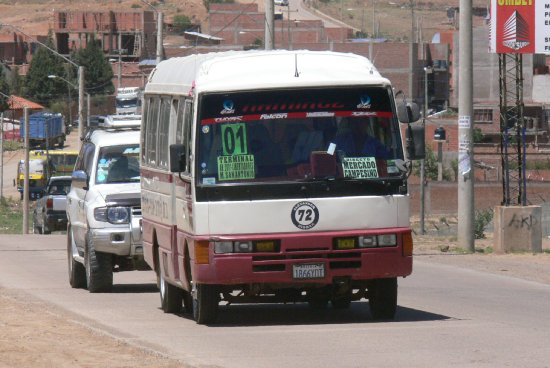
[0,65,10,112]
[172,14,192,33]
[10,66,24,96]
[23,35,66,105]
[71,37,114,96]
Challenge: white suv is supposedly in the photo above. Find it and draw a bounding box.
[66,126,147,292]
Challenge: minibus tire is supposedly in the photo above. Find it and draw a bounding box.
[159,271,183,313]
[67,227,86,289]
[193,284,219,324]
[85,245,113,293]
[368,277,397,320]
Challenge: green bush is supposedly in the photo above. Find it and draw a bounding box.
[474,209,493,239]
[413,146,452,181]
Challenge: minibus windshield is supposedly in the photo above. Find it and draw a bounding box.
[197,87,404,185]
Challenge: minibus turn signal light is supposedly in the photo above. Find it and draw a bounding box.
[195,241,210,264]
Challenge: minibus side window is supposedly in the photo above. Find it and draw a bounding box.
[184,99,193,174]
[141,98,149,164]
[158,97,171,169]
[146,96,160,166]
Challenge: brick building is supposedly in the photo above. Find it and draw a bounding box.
[52,10,157,61]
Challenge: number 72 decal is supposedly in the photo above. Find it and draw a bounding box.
[291,201,319,230]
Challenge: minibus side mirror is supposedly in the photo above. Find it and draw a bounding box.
[397,102,421,124]
[169,144,186,172]
[405,124,425,160]
[71,170,89,190]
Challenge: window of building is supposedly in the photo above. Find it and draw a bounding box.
[474,108,493,123]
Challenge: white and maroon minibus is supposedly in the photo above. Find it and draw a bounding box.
[140,50,422,324]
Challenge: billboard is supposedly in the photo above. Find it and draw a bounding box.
[490,0,550,53]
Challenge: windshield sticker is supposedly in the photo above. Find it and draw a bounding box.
[222,123,248,155]
[202,125,210,134]
[357,95,372,109]
[200,111,393,125]
[202,177,216,185]
[217,154,255,181]
[221,99,235,115]
[342,157,379,178]
[123,147,140,154]
[386,160,399,174]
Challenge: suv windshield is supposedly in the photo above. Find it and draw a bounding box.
[95,144,140,184]
[197,87,403,185]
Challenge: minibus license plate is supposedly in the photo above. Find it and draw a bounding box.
[292,263,325,280]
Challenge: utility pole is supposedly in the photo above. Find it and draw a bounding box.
[78,66,85,150]
[265,0,274,50]
[23,107,29,234]
[458,0,474,252]
[157,12,164,64]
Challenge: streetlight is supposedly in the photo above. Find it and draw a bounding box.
[0,22,85,150]
[139,0,163,64]
[48,74,90,130]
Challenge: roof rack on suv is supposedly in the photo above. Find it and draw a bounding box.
[81,114,141,142]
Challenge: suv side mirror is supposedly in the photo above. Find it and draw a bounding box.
[71,170,89,190]
[169,144,186,173]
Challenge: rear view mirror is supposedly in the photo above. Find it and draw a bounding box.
[169,144,186,172]
[71,170,88,190]
[405,125,425,160]
[397,102,421,124]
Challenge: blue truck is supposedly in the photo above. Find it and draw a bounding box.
[20,112,66,149]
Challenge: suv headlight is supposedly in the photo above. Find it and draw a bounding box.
[94,206,130,224]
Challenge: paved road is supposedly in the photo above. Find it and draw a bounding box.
[1,234,549,367]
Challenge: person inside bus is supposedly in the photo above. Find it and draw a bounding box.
[332,117,390,159]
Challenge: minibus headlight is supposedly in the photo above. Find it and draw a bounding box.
[214,240,279,254]
[378,234,397,247]
[358,235,377,248]
[214,241,233,254]
[234,241,253,253]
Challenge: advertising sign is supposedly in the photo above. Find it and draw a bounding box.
[490,0,550,53]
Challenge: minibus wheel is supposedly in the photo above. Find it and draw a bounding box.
[367,277,397,320]
[159,269,183,313]
[193,284,219,324]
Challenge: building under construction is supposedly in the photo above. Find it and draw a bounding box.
[52,10,157,61]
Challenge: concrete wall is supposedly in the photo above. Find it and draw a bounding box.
[533,75,550,104]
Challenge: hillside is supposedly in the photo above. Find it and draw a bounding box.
[0,0,489,42]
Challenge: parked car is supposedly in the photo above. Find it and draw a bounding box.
[275,0,289,6]
[33,176,72,234]
[66,122,146,292]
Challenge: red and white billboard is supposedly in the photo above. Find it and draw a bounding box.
[490,0,550,53]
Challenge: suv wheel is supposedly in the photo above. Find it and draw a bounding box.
[67,227,86,288]
[85,244,113,293]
